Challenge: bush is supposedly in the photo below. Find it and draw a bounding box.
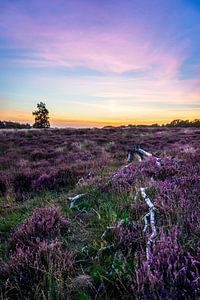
[9,205,70,251]
[1,206,73,299]
[2,239,73,299]
[133,228,200,299]
[12,170,35,201]
[33,165,80,191]
[0,173,7,196]
[13,170,33,194]
[30,150,48,161]
[106,163,139,192]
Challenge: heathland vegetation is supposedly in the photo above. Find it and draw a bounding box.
[0,126,199,299]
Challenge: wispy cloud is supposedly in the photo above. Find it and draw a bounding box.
[0,0,200,126]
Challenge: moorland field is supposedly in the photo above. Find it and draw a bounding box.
[0,126,199,299]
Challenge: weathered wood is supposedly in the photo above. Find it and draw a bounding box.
[127,145,160,165]
[140,187,157,268]
[68,193,87,209]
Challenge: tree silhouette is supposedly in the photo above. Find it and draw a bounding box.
[32,102,50,128]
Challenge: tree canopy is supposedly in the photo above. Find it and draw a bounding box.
[32,102,50,128]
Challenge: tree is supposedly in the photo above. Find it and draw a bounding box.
[32,102,50,128]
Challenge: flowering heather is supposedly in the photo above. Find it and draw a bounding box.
[9,205,70,251]
[133,228,200,299]
[32,165,81,190]
[66,150,92,162]
[0,127,200,299]
[1,206,73,298]
[111,220,144,255]
[0,127,199,199]
[105,163,139,192]
[140,156,180,180]
[30,149,49,161]
[12,169,34,193]
[104,156,181,193]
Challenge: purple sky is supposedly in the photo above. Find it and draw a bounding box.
[0,0,200,126]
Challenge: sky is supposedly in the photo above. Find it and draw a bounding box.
[0,0,200,127]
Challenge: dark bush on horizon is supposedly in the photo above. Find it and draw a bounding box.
[0,120,31,129]
[166,118,200,127]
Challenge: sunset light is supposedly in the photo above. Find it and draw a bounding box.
[0,0,200,126]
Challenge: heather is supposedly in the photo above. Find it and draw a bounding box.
[1,206,73,299]
[0,126,199,299]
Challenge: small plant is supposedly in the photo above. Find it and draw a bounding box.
[0,173,7,196]
[1,206,73,299]
[12,170,35,201]
[133,228,200,299]
[9,205,70,250]
[24,132,33,139]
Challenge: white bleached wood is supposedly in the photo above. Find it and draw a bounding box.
[68,193,87,209]
[140,187,157,264]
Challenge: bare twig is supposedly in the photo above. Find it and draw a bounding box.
[102,220,124,239]
[68,193,87,209]
[128,145,161,165]
[77,172,92,185]
[140,187,157,266]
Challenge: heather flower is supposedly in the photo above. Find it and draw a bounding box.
[12,169,36,201]
[140,156,179,180]
[107,163,139,192]
[32,166,78,190]
[66,150,92,162]
[3,239,73,299]
[133,228,200,299]
[1,206,73,299]
[111,220,144,255]
[9,205,70,251]
[30,149,49,161]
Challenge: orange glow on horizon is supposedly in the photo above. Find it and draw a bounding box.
[0,109,199,127]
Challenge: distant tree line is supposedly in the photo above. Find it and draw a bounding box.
[0,101,50,129]
[0,121,31,129]
[1,116,200,130]
[165,119,200,127]
[128,119,200,128]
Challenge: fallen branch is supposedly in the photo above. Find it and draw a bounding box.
[128,145,161,165]
[68,193,87,209]
[109,250,120,276]
[102,220,124,239]
[77,172,92,185]
[95,282,105,300]
[140,187,157,267]
[91,208,101,220]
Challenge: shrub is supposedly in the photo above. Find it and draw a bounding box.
[111,220,144,255]
[133,228,200,299]
[3,238,73,298]
[33,166,78,191]
[139,156,179,180]
[9,205,70,251]
[0,206,73,299]
[0,172,7,196]
[12,170,33,194]
[107,163,139,192]
[30,150,48,161]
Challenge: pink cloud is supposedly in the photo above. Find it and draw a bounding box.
[0,3,185,79]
